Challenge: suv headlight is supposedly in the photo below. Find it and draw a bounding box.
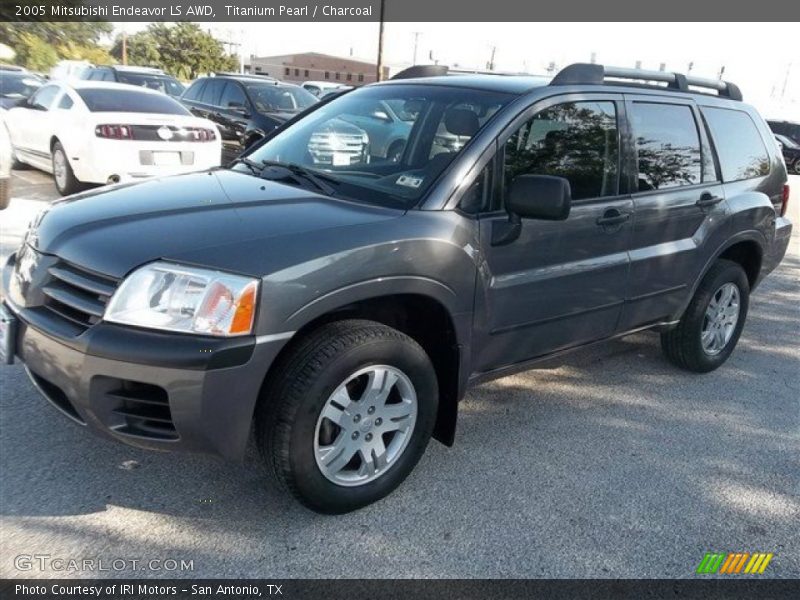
[105,262,259,337]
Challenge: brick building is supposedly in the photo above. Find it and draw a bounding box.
[245,52,389,85]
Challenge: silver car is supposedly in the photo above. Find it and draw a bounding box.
[0,120,11,209]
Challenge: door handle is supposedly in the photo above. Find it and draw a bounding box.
[596,209,631,227]
[696,192,724,208]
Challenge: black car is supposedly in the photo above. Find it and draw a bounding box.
[0,70,44,109]
[775,134,800,174]
[767,119,800,145]
[180,74,318,164]
[82,65,186,98]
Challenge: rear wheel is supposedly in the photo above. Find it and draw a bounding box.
[793,158,800,175]
[257,319,438,514]
[660,259,750,373]
[51,141,82,196]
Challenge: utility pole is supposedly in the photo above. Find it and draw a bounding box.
[412,31,421,65]
[122,30,127,66]
[376,0,386,81]
[780,62,792,99]
[487,45,496,71]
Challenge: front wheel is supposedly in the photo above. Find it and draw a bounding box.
[257,319,439,514]
[793,158,800,175]
[661,259,750,372]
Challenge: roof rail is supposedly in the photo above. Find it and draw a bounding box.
[214,71,276,80]
[391,65,449,80]
[550,63,743,101]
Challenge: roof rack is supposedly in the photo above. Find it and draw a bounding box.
[214,71,277,80]
[550,63,743,101]
[391,65,543,80]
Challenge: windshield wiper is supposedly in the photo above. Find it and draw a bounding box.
[229,156,265,175]
[257,160,338,197]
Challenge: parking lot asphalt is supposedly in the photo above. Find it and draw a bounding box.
[0,169,798,579]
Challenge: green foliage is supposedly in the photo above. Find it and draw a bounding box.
[111,23,237,79]
[0,21,113,71]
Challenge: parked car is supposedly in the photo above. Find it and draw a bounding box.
[302,81,351,97]
[0,64,26,72]
[82,65,186,98]
[180,73,318,164]
[0,70,44,110]
[767,119,800,145]
[49,60,93,82]
[0,121,10,209]
[0,64,792,514]
[775,133,800,174]
[5,81,221,195]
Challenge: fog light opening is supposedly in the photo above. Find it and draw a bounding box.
[107,175,120,184]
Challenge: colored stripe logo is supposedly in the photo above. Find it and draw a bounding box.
[696,552,773,574]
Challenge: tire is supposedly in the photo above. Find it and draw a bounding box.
[793,158,800,175]
[386,140,405,163]
[660,259,750,373]
[51,141,82,196]
[256,319,439,514]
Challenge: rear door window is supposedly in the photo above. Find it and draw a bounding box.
[703,107,770,181]
[630,102,703,191]
[199,79,226,107]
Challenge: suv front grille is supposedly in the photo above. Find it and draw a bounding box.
[308,131,368,165]
[42,261,118,332]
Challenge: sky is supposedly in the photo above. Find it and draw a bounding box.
[116,22,800,120]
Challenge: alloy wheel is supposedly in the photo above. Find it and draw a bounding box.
[701,282,740,355]
[314,365,417,487]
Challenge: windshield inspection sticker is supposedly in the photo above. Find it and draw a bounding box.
[396,175,424,188]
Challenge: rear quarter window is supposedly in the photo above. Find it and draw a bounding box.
[76,89,190,115]
[703,107,770,181]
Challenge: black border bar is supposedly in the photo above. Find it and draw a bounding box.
[2,0,800,22]
[2,579,800,600]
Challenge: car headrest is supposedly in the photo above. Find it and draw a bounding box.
[444,108,480,137]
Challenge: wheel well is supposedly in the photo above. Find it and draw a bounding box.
[263,294,461,446]
[719,240,762,289]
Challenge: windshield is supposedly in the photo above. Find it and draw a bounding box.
[117,72,185,96]
[0,72,43,98]
[241,84,513,206]
[777,134,799,149]
[246,83,317,113]
[77,88,191,115]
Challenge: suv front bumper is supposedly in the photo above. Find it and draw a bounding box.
[2,259,290,460]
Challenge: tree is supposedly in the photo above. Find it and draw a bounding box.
[0,21,113,71]
[111,23,237,79]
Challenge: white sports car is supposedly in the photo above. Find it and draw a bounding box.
[5,81,222,195]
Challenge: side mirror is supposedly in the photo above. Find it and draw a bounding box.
[508,175,571,221]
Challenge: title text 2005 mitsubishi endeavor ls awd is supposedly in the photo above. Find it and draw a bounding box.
[1,64,792,513]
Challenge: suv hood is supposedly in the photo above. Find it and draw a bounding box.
[28,170,401,278]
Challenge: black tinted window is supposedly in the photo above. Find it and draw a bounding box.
[183,80,205,101]
[504,101,619,201]
[76,89,190,114]
[631,103,702,191]
[199,79,226,106]
[220,82,247,108]
[704,108,770,181]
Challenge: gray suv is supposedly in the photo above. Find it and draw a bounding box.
[0,64,792,513]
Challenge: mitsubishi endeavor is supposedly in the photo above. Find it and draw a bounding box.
[1,64,792,513]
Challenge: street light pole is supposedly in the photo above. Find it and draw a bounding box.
[376,0,386,81]
[412,31,421,65]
